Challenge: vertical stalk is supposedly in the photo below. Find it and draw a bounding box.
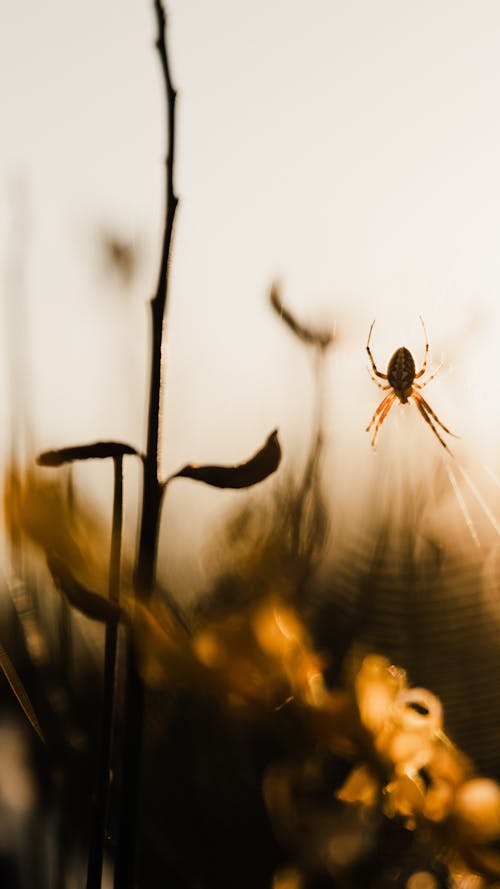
[59,469,75,677]
[136,0,178,599]
[115,3,177,887]
[86,456,123,889]
[290,348,326,556]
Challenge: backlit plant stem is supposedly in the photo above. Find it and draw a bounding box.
[114,2,176,886]
[136,0,178,599]
[86,455,123,889]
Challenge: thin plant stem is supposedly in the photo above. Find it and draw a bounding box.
[86,456,123,889]
[113,632,144,889]
[114,3,176,886]
[290,348,327,568]
[136,0,178,599]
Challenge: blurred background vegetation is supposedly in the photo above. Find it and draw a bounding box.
[3,2,500,888]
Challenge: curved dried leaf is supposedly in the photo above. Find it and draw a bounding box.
[171,429,281,489]
[270,285,334,349]
[0,644,44,742]
[37,441,139,467]
[47,552,122,624]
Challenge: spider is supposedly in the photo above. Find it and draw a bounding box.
[365,317,457,452]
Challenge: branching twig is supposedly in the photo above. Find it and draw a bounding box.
[114,4,177,887]
[269,283,332,598]
[136,0,179,598]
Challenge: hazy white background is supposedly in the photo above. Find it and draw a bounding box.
[2,0,500,593]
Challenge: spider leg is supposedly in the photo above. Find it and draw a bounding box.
[371,393,396,448]
[414,315,429,379]
[412,394,452,452]
[366,392,393,433]
[413,362,442,388]
[366,367,391,390]
[366,320,389,380]
[414,391,459,438]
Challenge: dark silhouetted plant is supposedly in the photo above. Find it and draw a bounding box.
[35,4,281,888]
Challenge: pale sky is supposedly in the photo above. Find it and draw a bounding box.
[3,1,500,593]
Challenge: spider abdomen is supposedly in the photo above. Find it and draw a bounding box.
[387,347,415,400]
